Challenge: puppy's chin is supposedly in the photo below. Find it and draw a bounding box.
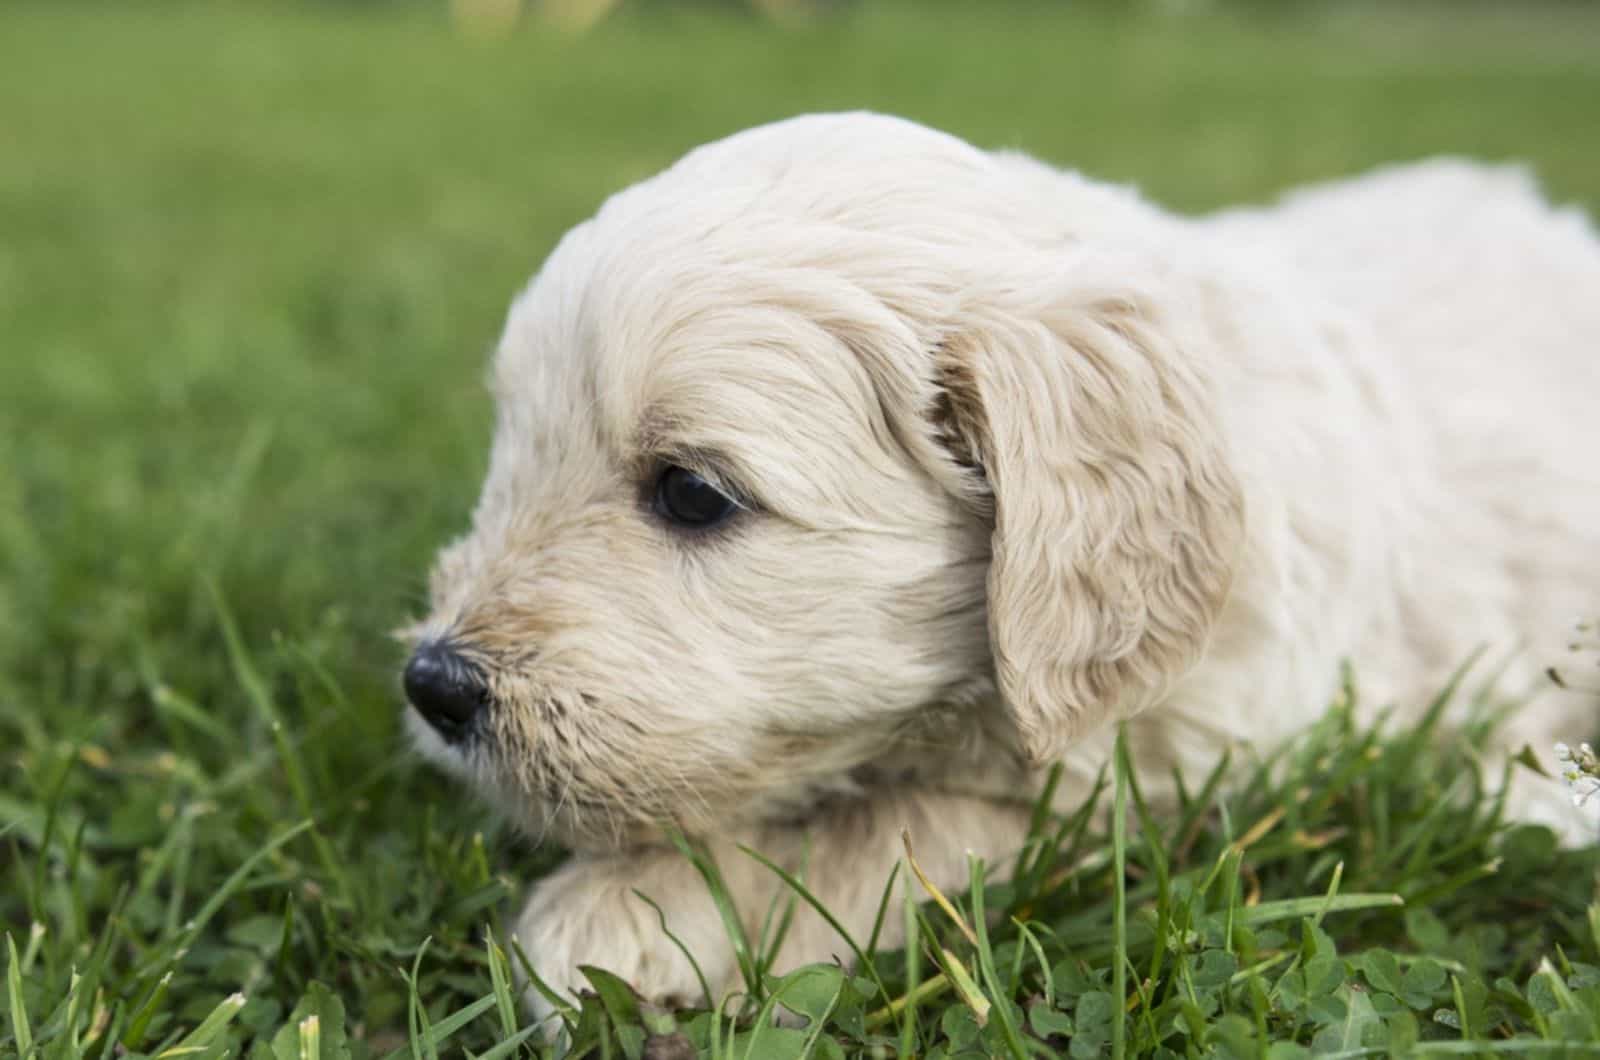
[403,708,480,781]
[402,706,658,846]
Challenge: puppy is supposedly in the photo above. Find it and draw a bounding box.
[403,112,1600,1016]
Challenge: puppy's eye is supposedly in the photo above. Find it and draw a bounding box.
[654,466,738,528]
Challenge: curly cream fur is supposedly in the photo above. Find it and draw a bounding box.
[405,113,1600,1018]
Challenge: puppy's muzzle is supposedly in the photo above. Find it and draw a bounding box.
[404,640,491,744]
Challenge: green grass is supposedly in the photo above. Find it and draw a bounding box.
[3,1,1600,1056]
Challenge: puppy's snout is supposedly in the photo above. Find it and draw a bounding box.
[404,640,490,743]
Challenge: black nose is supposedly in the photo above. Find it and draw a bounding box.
[404,641,490,742]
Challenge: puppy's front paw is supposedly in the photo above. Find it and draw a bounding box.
[512,853,739,1025]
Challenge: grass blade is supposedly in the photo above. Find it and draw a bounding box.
[484,929,519,1041]
[1112,725,1129,1060]
[968,856,1028,1060]
[667,832,761,1000]
[7,934,33,1060]
[160,992,245,1058]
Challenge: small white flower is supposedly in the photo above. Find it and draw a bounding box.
[1556,740,1600,809]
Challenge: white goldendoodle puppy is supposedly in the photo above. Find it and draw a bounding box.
[403,112,1600,1015]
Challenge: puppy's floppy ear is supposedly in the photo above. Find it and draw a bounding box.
[935,273,1245,763]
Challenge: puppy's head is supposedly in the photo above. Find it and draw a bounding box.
[404,113,1243,846]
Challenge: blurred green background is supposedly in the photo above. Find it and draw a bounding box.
[3,0,1600,1047]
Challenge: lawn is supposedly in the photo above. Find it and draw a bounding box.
[3,1,1600,1056]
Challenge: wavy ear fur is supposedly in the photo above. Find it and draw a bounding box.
[936,273,1246,763]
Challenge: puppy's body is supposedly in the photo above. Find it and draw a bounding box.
[407,114,1600,1015]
